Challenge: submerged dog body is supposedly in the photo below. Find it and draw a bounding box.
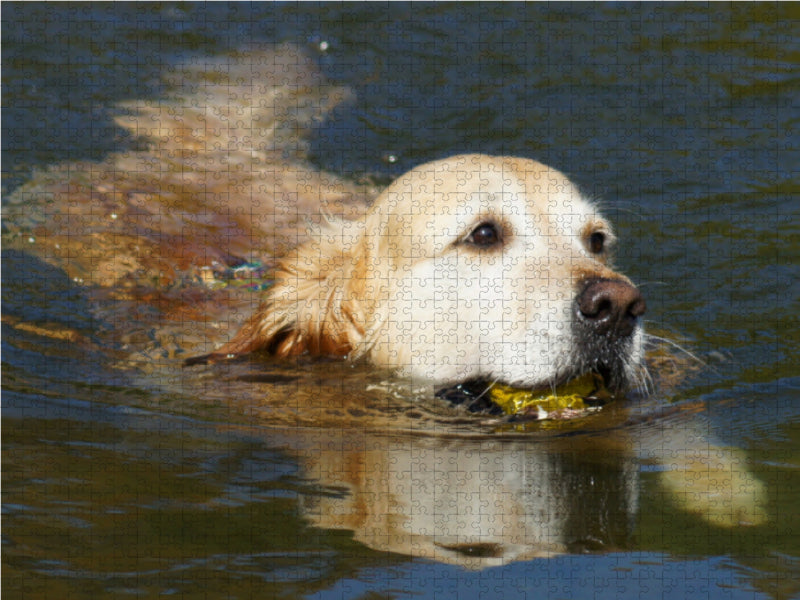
[195,154,645,391]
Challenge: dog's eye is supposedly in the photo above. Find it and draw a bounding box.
[589,231,606,254]
[467,222,501,248]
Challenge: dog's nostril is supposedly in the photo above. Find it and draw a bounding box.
[591,298,613,321]
[577,278,645,337]
[627,296,646,319]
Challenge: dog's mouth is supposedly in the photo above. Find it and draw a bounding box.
[436,368,618,420]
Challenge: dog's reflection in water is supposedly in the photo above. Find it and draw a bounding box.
[290,416,766,568]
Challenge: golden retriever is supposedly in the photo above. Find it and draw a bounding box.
[188,153,646,393]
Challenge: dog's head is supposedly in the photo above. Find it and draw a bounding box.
[202,154,645,392]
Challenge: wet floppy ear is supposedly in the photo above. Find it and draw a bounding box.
[271,222,370,358]
[181,263,305,366]
[184,220,369,366]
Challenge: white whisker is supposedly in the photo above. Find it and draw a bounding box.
[644,333,707,369]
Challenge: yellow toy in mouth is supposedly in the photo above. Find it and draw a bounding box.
[489,372,612,418]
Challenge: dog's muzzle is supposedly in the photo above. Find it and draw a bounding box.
[572,277,646,391]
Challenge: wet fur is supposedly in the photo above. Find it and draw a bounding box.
[1,44,647,391]
[193,154,647,390]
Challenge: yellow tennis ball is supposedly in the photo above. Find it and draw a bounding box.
[489,372,607,416]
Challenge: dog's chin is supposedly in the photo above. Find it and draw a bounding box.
[497,368,615,396]
[488,347,642,397]
[561,327,646,394]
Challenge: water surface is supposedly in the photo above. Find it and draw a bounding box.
[3,4,799,599]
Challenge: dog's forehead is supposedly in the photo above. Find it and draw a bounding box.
[383,154,600,232]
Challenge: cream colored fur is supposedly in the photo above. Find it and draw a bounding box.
[207,153,645,389]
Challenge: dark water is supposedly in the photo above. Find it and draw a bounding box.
[3,3,800,599]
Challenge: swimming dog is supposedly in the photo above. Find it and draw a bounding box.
[188,154,646,393]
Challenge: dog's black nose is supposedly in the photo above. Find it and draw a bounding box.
[576,278,646,338]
